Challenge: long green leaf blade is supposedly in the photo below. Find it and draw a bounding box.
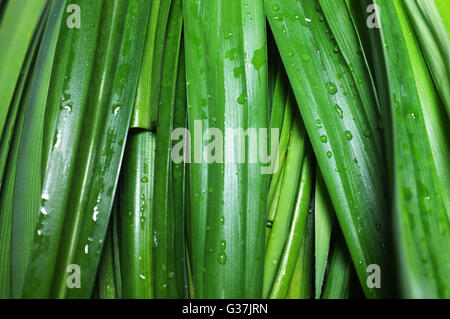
[22,0,104,298]
[0,0,47,140]
[11,0,65,298]
[403,0,450,118]
[314,171,334,299]
[153,0,184,298]
[363,0,450,298]
[120,131,155,298]
[183,0,268,298]
[269,149,313,298]
[265,0,393,298]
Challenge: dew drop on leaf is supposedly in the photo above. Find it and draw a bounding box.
[301,54,311,62]
[326,82,338,95]
[345,130,353,140]
[218,252,227,264]
[335,104,343,118]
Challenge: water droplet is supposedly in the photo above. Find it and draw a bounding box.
[251,47,266,70]
[139,274,146,280]
[363,129,372,137]
[168,272,175,279]
[113,106,120,116]
[335,104,343,118]
[326,151,332,158]
[288,51,295,57]
[84,244,89,254]
[153,232,158,248]
[345,130,353,140]
[219,240,226,251]
[141,176,149,183]
[41,192,49,201]
[273,5,280,11]
[224,32,233,39]
[326,82,338,95]
[217,252,227,264]
[237,91,247,105]
[320,135,328,143]
[219,216,225,225]
[301,54,311,62]
[53,131,62,149]
[93,206,100,222]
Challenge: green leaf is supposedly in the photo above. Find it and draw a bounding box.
[22,0,103,298]
[263,116,306,297]
[0,2,47,192]
[20,0,151,298]
[97,220,118,299]
[268,62,288,184]
[0,0,47,141]
[265,0,393,298]
[286,204,314,299]
[314,170,334,299]
[322,230,353,299]
[171,45,189,299]
[269,149,314,298]
[267,91,293,211]
[183,0,268,298]
[130,0,162,129]
[0,54,34,299]
[11,0,66,298]
[363,0,450,298]
[62,0,151,298]
[120,131,155,298]
[434,0,450,37]
[153,0,184,298]
[402,0,450,118]
[0,4,47,298]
